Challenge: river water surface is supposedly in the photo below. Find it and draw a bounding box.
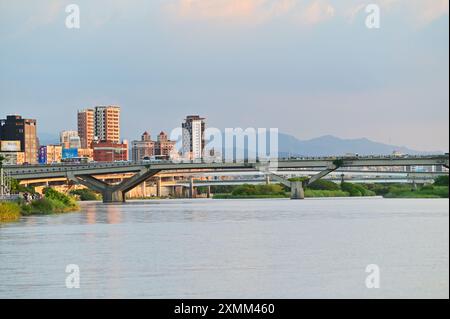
[0,198,448,299]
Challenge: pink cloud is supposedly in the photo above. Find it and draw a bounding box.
[166,0,449,27]
[166,0,335,26]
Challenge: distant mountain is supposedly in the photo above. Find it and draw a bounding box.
[278,133,441,157]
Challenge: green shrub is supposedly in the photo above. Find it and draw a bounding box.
[341,182,362,196]
[307,180,340,191]
[304,190,350,198]
[365,184,390,196]
[340,183,375,197]
[434,176,449,187]
[70,189,99,201]
[421,185,435,191]
[288,177,309,183]
[383,184,448,199]
[25,198,76,215]
[230,184,287,198]
[232,184,257,196]
[43,188,78,208]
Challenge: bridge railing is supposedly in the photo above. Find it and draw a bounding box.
[2,154,448,172]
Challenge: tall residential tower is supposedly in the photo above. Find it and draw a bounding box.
[182,115,205,160]
[94,106,120,143]
[77,109,94,149]
[78,106,120,148]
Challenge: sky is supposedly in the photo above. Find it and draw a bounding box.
[0,0,448,151]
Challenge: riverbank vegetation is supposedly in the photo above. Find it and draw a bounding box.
[0,188,79,222]
[0,202,22,222]
[212,176,448,199]
[368,184,449,199]
[69,189,101,201]
[214,184,287,199]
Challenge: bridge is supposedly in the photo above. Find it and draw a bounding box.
[3,155,449,202]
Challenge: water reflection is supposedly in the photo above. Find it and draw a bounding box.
[106,205,122,225]
[86,205,96,225]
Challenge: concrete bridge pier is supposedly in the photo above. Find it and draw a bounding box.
[207,185,211,198]
[102,189,125,203]
[290,181,305,200]
[156,177,162,197]
[189,177,195,199]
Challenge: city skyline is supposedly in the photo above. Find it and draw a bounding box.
[3,106,448,154]
[0,0,448,152]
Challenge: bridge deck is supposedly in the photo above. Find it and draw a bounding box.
[3,155,449,181]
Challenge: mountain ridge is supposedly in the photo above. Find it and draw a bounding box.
[278,133,443,156]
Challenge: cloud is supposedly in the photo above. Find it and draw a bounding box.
[297,1,335,26]
[166,0,335,26]
[405,0,449,26]
[166,0,449,27]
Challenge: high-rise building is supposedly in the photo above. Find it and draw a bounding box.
[77,109,94,149]
[78,106,120,148]
[131,132,155,162]
[60,130,79,149]
[155,131,176,159]
[182,115,205,160]
[0,115,38,164]
[94,105,120,143]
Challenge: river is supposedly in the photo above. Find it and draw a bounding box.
[0,198,448,299]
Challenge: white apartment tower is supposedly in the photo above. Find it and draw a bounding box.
[182,115,205,160]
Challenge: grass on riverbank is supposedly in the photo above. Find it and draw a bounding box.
[0,202,22,222]
[211,178,449,200]
[304,189,351,198]
[0,188,80,222]
[383,186,449,199]
[213,184,289,199]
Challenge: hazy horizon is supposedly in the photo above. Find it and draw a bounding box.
[1,0,448,152]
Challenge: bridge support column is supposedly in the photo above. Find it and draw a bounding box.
[102,189,125,203]
[156,177,162,197]
[291,181,305,200]
[189,178,195,199]
[207,185,211,199]
[141,182,147,198]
